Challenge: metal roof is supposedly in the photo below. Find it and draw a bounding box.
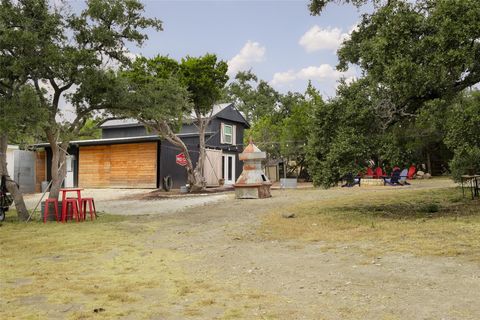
[99,119,141,128]
[33,132,214,148]
[100,103,248,128]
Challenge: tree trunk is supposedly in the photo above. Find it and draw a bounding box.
[426,151,432,175]
[157,121,199,190]
[46,130,67,200]
[0,134,29,220]
[192,118,207,191]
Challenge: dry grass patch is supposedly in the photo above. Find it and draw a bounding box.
[260,187,480,261]
[0,214,289,319]
[0,215,189,319]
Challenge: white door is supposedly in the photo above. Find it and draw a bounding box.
[222,154,236,185]
[64,155,75,188]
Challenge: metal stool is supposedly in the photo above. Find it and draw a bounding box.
[43,198,59,223]
[81,198,96,221]
[63,198,80,222]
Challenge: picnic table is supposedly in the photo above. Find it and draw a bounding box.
[461,175,480,199]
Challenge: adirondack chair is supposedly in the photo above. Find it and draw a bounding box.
[341,173,361,187]
[407,165,416,180]
[383,169,402,186]
[366,167,374,177]
[399,168,410,185]
[373,167,384,179]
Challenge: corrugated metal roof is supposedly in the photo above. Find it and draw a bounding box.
[100,119,141,128]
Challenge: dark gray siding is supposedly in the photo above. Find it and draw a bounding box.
[207,118,245,151]
[178,123,198,134]
[159,137,199,189]
[102,126,150,139]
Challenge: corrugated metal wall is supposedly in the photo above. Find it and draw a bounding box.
[13,150,36,193]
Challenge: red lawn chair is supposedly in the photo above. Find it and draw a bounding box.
[407,165,416,180]
[373,167,384,179]
[366,167,374,177]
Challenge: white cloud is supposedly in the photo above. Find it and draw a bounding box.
[271,64,354,87]
[228,41,266,76]
[298,25,350,53]
[297,64,343,81]
[271,70,297,87]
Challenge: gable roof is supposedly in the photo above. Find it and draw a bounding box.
[101,103,249,129]
[212,103,250,128]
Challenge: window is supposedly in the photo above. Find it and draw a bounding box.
[221,123,236,145]
[224,124,233,144]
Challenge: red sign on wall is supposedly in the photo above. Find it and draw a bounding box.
[176,153,187,166]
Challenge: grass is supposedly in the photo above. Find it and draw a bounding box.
[0,214,188,319]
[0,213,282,319]
[259,187,480,261]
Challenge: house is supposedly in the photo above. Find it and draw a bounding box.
[34,103,249,191]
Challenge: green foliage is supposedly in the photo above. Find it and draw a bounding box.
[307,80,376,187]
[248,115,283,159]
[124,77,191,133]
[116,58,192,132]
[246,81,318,178]
[125,54,228,118]
[308,0,372,15]
[449,146,480,181]
[77,119,102,140]
[225,71,280,123]
[279,85,316,177]
[0,85,45,144]
[338,0,480,116]
[3,0,162,136]
[444,91,480,180]
[306,0,480,187]
[180,54,229,116]
[0,1,49,143]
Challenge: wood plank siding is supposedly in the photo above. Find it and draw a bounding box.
[204,149,223,186]
[35,150,46,192]
[79,142,157,188]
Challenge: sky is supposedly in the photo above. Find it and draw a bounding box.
[136,0,368,97]
[52,0,373,121]
[66,0,368,98]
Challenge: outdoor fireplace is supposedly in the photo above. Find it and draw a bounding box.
[234,139,272,199]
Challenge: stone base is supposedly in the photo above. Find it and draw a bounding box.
[235,185,272,199]
[361,178,384,186]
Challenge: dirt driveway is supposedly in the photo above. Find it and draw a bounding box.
[141,179,480,319]
[23,189,230,215]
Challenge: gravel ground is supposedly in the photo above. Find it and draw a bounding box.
[23,188,231,216]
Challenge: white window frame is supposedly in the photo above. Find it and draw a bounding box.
[221,123,236,145]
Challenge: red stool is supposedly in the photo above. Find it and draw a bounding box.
[63,198,80,223]
[81,198,96,221]
[43,198,59,223]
